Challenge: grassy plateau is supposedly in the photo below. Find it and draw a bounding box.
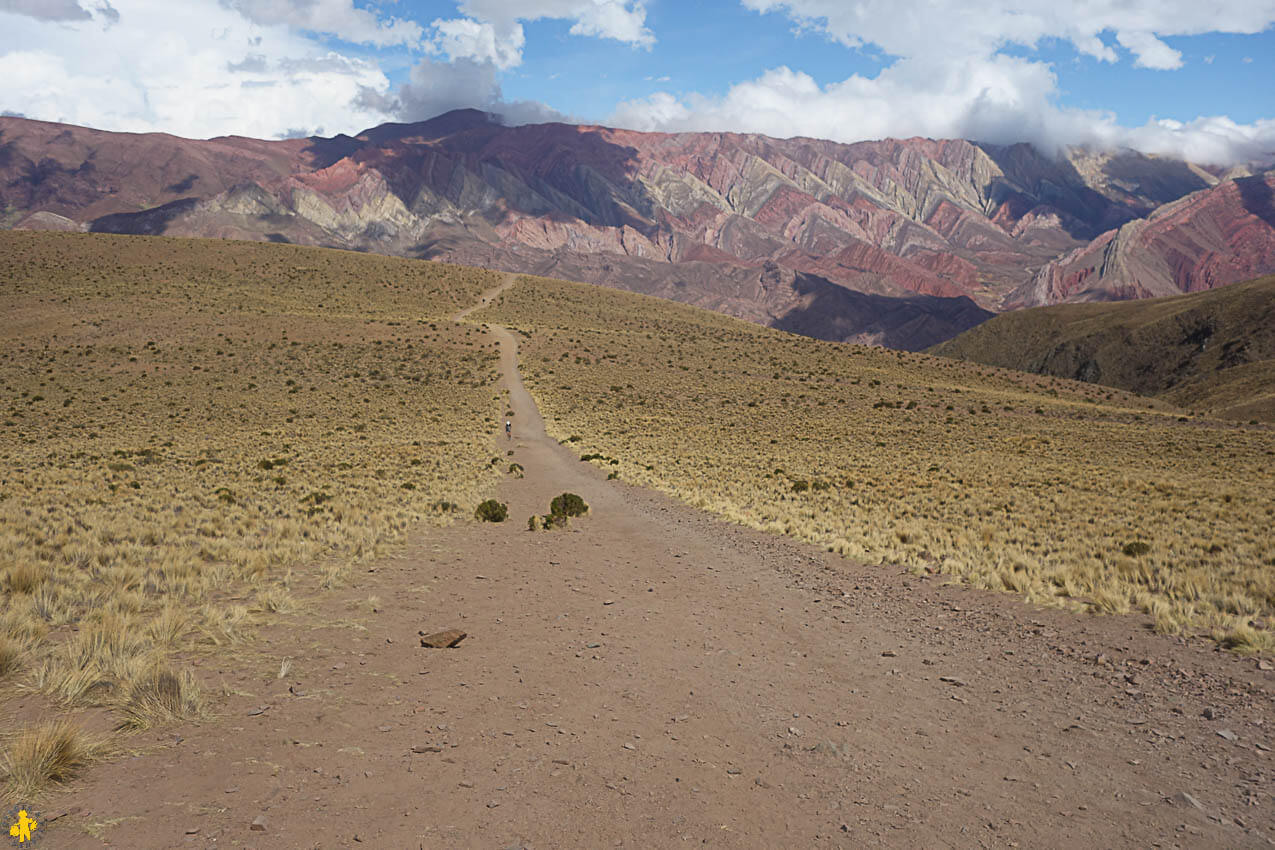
[481,275,1275,653]
[0,232,506,800]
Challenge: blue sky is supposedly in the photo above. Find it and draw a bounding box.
[1,0,1273,164]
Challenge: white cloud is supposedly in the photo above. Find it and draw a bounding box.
[0,0,394,138]
[429,17,525,69]
[608,1,1275,165]
[740,0,1275,64]
[1114,30,1181,70]
[456,0,653,47]
[221,0,425,49]
[363,56,568,127]
[611,54,1275,165]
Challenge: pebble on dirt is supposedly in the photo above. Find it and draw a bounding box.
[420,629,467,648]
[250,815,268,832]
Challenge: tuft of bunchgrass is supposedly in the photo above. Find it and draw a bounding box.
[0,636,22,679]
[1,719,102,799]
[3,562,46,595]
[117,667,204,729]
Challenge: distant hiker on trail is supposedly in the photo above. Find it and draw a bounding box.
[506,419,512,440]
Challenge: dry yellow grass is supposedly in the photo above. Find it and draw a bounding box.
[0,232,509,793]
[482,275,1275,653]
[1,719,104,801]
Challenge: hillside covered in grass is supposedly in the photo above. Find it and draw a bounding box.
[481,276,1275,652]
[0,232,505,798]
[929,275,1275,422]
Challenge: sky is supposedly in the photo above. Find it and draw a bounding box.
[1,0,1273,165]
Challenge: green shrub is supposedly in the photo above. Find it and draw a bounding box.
[475,500,508,522]
[550,493,588,518]
[1122,541,1151,557]
[508,462,524,478]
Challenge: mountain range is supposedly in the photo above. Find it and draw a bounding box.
[3,109,1273,350]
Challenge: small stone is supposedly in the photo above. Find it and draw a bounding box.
[247,705,271,716]
[1216,729,1238,741]
[411,745,442,754]
[622,743,636,750]
[603,600,615,606]
[881,650,897,657]
[1258,659,1273,671]
[420,629,467,648]
[1202,707,1217,720]
[250,815,268,832]
[486,800,500,808]
[459,781,474,788]
[726,768,741,775]
[939,676,968,687]
[1172,791,1204,811]
[185,828,200,835]
[378,725,392,732]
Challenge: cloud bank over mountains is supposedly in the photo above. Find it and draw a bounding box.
[0,0,1272,165]
[614,0,1275,164]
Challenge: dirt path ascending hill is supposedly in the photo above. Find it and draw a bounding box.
[47,281,1273,848]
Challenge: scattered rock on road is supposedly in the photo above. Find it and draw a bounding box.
[420,629,467,648]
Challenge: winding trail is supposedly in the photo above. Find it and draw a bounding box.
[51,280,1273,848]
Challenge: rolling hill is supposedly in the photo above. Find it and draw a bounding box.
[930,274,1275,421]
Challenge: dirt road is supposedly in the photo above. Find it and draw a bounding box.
[46,280,1273,848]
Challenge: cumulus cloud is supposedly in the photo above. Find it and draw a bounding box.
[1114,31,1182,70]
[221,0,425,48]
[610,0,1275,165]
[0,0,394,139]
[457,0,653,47]
[429,17,525,69]
[362,56,568,127]
[740,0,1275,67]
[1,0,644,138]
[423,0,653,70]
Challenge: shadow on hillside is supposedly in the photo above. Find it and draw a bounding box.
[89,198,198,236]
[972,143,1209,242]
[1236,175,1275,230]
[772,273,995,351]
[301,110,659,237]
